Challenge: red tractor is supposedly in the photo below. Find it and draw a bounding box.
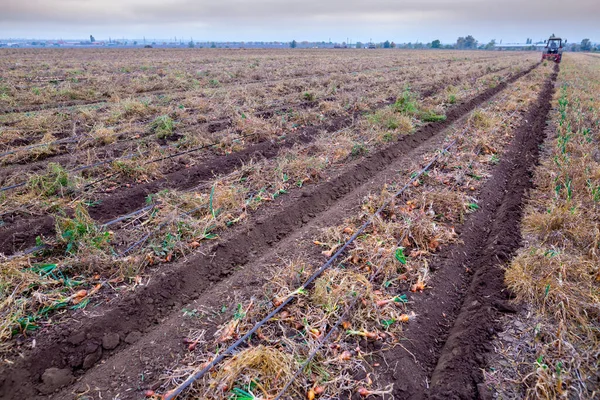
[542,36,566,63]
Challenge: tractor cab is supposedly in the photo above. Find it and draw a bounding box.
[542,36,566,63]
[547,38,562,53]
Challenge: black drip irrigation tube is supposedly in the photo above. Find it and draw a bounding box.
[162,137,458,400]
[162,90,531,399]
[0,135,81,158]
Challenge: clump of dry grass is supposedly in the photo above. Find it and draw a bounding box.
[468,109,494,129]
[522,203,599,252]
[233,115,282,142]
[104,143,166,183]
[507,250,599,322]
[414,188,469,223]
[120,98,154,117]
[5,132,60,164]
[365,108,414,135]
[87,124,117,146]
[312,269,373,320]
[0,127,25,146]
[27,162,81,197]
[207,346,295,397]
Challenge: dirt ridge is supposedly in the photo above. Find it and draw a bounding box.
[426,63,559,400]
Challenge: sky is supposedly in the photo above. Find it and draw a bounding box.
[1,0,599,43]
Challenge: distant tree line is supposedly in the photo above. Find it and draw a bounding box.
[568,38,598,52]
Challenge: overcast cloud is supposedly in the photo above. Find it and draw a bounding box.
[1,0,598,43]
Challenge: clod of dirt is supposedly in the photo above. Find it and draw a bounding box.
[39,368,73,394]
[477,383,493,400]
[67,331,86,345]
[102,333,120,350]
[492,300,517,313]
[83,347,103,369]
[124,331,142,344]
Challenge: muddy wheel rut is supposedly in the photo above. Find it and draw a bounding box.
[0,65,531,256]
[370,64,559,400]
[0,64,539,399]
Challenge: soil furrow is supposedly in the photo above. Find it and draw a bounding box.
[373,64,558,400]
[0,63,537,399]
[426,63,559,400]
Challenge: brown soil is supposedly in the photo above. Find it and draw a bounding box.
[0,64,536,399]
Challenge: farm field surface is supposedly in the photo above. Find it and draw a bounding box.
[0,49,597,400]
